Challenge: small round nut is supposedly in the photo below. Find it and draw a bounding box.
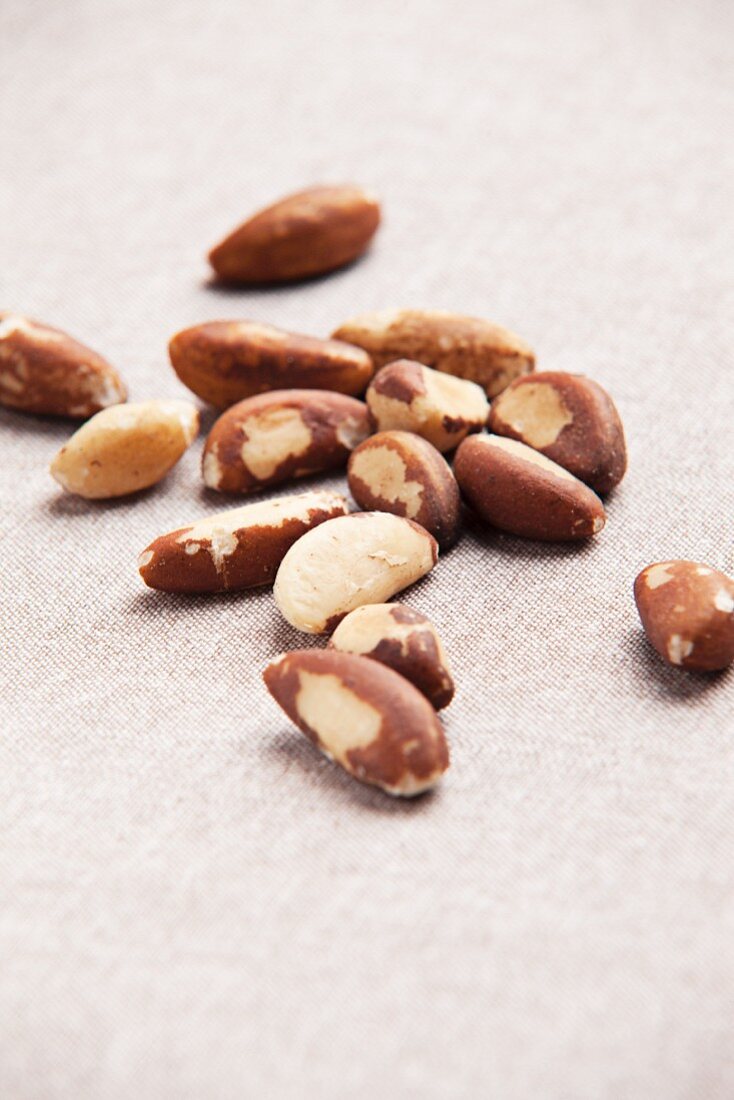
[634,560,734,671]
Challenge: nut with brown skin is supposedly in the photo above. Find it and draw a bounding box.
[203,389,371,494]
[273,511,438,634]
[263,649,449,796]
[329,603,455,710]
[0,313,126,417]
[169,320,374,409]
[332,309,535,397]
[138,489,349,593]
[454,434,605,541]
[366,359,489,452]
[489,372,627,493]
[348,430,461,550]
[51,400,199,499]
[634,561,734,671]
[209,185,381,284]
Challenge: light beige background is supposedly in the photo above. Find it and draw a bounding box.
[1,1,733,1097]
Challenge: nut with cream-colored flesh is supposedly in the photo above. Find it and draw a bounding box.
[138,489,349,593]
[634,560,734,671]
[0,313,126,417]
[348,430,461,550]
[489,372,627,493]
[454,434,605,541]
[273,512,438,634]
[263,649,449,796]
[203,389,371,494]
[50,400,198,499]
[329,603,455,709]
[366,359,488,452]
[333,309,535,397]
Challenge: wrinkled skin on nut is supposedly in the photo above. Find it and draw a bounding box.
[203,389,371,494]
[329,603,455,710]
[138,489,349,593]
[332,309,535,398]
[169,320,374,409]
[489,371,627,493]
[263,649,449,796]
[366,359,488,452]
[273,511,438,634]
[348,430,461,550]
[0,313,127,417]
[208,185,381,284]
[50,400,199,499]
[634,561,734,671]
[454,434,605,541]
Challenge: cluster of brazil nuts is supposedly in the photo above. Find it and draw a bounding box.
[2,184,733,797]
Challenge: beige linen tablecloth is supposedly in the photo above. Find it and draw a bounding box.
[2,1,733,1096]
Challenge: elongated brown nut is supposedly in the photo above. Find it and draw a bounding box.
[50,400,198,499]
[273,512,438,634]
[203,389,371,494]
[634,561,734,670]
[454,434,605,541]
[169,320,374,409]
[263,649,449,796]
[489,372,627,493]
[348,430,461,550]
[209,185,381,284]
[329,603,455,709]
[0,313,126,417]
[332,309,534,397]
[138,489,349,593]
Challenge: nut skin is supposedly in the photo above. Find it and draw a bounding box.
[366,359,489,452]
[454,434,605,541]
[348,430,461,551]
[138,489,349,593]
[50,400,199,499]
[634,561,734,671]
[263,649,449,796]
[203,389,371,494]
[0,313,126,417]
[329,603,455,710]
[169,320,374,409]
[208,185,381,284]
[273,511,439,634]
[489,372,627,493]
[332,309,535,398]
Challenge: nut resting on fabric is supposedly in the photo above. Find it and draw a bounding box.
[634,560,734,671]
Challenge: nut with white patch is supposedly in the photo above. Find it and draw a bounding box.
[0,312,126,417]
[366,359,488,452]
[634,560,734,671]
[50,400,199,499]
[329,603,455,709]
[138,489,349,593]
[273,511,438,634]
[263,649,449,796]
[454,434,605,541]
[348,430,461,550]
[203,389,371,494]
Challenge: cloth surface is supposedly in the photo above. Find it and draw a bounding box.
[1,1,733,1096]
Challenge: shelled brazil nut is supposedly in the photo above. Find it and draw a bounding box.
[634,560,734,670]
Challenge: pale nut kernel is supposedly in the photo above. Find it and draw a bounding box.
[634,560,734,671]
[138,489,349,593]
[263,649,449,796]
[332,308,535,397]
[0,312,126,417]
[366,359,488,452]
[50,400,199,499]
[454,434,605,541]
[273,511,438,634]
[348,430,461,550]
[203,389,371,494]
[489,371,627,493]
[329,603,455,710]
